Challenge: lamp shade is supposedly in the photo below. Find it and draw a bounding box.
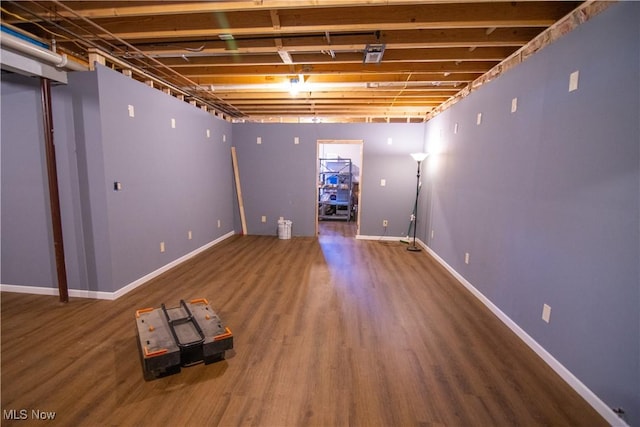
[410,152,429,162]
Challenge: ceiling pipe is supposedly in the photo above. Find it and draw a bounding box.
[1,31,86,71]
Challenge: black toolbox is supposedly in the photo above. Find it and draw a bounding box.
[135,298,233,379]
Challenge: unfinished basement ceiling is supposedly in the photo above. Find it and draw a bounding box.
[1,1,585,123]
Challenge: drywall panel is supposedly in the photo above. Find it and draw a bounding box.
[54,70,110,293]
[0,74,56,287]
[231,122,426,237]
[424,2,639,424]
[94,65,234,292]
[1,66,235,296]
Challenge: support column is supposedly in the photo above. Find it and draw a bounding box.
[40,78,69,303]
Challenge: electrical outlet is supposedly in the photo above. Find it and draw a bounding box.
[542,304,551,323]
[382,219,388,227]
[261,215,267,223]
[511,97,518,113]
[188,230,192,240]
[171,118,176,128]
[206,129,210,138]
[294,136,299,144]
[217,219,221,228]
[380,179,386,187]
[431,229,435,239]
[160,242,165,253]
[464,252,470,264]
[127,105,135,118]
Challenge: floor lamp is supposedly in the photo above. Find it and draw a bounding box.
[407,152,429,252]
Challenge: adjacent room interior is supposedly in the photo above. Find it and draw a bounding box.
[1,1,638,426]
[317,140,363,237]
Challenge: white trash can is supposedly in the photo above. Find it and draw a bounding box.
[278,219,292,239]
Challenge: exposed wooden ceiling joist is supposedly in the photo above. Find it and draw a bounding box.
[1,0,587,122]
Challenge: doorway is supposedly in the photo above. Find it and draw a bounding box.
[316,139,363,237]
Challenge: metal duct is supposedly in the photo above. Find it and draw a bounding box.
[1,31,86,71]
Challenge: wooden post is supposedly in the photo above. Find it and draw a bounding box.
[87,49,105,70]
[40,78,69,303]
[231,147,247,235]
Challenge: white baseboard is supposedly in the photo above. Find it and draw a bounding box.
[1,231,235,301]
[111,231,234,299]
[356,234,404,241]
[419,239,626,427]
[0,283,119,300]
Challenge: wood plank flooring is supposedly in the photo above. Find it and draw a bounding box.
[1,222,607,426]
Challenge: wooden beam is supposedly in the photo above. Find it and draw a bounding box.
[218,96,450,103]
[231,147,248,236]
[70,3,577,40]
[192,73,478,85]
[116,28,541,58]
[179,61,498,76]
[155,47,517,67]
[27,1,533,19]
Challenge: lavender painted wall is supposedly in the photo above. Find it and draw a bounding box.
[60,70,113,293]
[423,3,639,423]
[93,66,234,292]
[1,66,235,295]
[231,123,426,237]
[1,74,55,286]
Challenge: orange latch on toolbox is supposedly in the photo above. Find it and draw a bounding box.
[213,327,233,341]
[135,307,154,318]
[143,346,168,358]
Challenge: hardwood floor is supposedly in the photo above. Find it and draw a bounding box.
[1,223,607,426]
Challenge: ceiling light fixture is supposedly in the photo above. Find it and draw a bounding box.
[289,78,300,96]
[363,44,385,64]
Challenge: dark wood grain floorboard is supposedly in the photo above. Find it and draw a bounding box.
[1,222,607,426]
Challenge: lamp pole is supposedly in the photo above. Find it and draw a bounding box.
[408,152,428,252]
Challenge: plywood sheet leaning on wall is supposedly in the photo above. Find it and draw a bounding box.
[231,147,247,235]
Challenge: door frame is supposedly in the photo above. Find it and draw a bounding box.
[316,139,364,236]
